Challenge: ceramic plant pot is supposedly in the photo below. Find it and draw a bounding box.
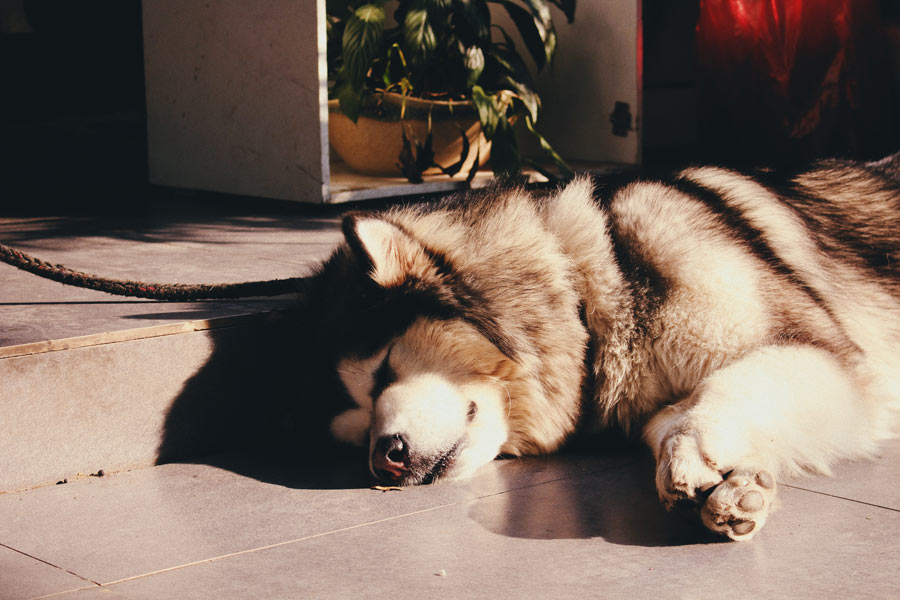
[328,92,491,177]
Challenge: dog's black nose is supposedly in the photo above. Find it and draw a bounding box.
[372,434,410,482]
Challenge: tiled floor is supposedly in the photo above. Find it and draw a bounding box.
[0,204,342,348]
[0,198,346,492]
[2,441,899,599]
[2,194,900,598]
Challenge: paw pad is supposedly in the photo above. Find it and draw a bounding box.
[729,519,756,536]
[755,470,775,489]
[738,490,764,511]
[702,468,776,541]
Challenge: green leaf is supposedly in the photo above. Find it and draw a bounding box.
[466,147,481,184]
[334,69,363,123]
[427,0,454,19]
[492,20,517,52]
[470,85,502,138]
[517,0,555,32]
[438,127,471,177]
[488,120,521,177]
[547,0,575,24]
[326,15,346,77]
[464,45,485,86]
[504,77,539,123]
[402,5,437,68]
[383,43,410,88]
[495,0,557,70]
[397,127,424,183]
[524,113,573,178]
[489,46,540,122]
[397,124,438,184]
[334,72,363,122]
[342,4,385,88]
[451,0,492,46]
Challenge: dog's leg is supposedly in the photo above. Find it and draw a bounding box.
[644,344,876,541]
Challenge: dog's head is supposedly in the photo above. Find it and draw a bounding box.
[319,191,588,485]
[334,316,513,485]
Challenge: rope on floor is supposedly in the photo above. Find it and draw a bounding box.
[0,241,308,301]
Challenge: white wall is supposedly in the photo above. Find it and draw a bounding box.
[143,0,329,202]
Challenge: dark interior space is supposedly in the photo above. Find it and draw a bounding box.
[643,0,900,167]
[641,0,702,164]
[1,0,899,211]
[0,0,146,208]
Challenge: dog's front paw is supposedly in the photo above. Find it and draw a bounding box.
[655,431,723,510]
[701,467,776,541]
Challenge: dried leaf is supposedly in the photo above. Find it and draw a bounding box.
[371,485,403,492]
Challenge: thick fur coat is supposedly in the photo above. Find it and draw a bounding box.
[302,156,900,540]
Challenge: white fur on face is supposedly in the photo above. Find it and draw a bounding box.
[333,318,511,483]
[372,373,468,458]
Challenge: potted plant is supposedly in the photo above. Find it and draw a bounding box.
[326,0,575,181]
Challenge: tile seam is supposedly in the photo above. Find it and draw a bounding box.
[779,483,900,513]
[49,471,585,592]
[97,501,464,588]
[0,310,283,360]
[0,542,101,596]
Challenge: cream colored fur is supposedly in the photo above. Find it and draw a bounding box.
[329,169,900,541]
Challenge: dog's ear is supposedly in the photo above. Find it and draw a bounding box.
[342,214,430,287]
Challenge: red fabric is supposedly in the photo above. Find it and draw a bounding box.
[696,0,898,163]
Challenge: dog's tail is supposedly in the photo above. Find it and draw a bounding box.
[866,150,900,183]
[867,149,900,170]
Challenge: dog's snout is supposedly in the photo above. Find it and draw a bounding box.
[372,434,410,482]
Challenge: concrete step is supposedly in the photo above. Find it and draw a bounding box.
[0,204,342,492]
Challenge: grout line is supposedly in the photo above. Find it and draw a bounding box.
[0,310,281,359]
[779,483,900,513]
[468,473,591,502]
[0,542,102,590]
[97,473,582,587]
[97,501,465,587]
[0,298,292,306]
[29,585,100,600]
[41,471,584,595]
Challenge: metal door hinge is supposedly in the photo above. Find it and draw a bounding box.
[610,101,633,137]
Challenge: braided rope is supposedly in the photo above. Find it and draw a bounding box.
[0,241,307,301]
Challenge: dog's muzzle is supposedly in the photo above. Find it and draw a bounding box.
[372,434,410,483]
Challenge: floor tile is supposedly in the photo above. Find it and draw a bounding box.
[3,442,898,598]
[780,438,900,511]
[0,450,601,587]
[0,544,94,600]
[1,323,287,492]
[0,212,342,347]
[9,444,900,599]
[63,469,900,600]
[0,287,292,351]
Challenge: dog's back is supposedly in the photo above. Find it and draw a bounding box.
[315,154,900,541]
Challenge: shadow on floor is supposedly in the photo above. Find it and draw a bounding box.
[155,305,714,547]
[467,451,715,547]
[155,308,365,490]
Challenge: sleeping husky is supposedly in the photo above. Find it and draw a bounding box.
[302,156,900,541]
